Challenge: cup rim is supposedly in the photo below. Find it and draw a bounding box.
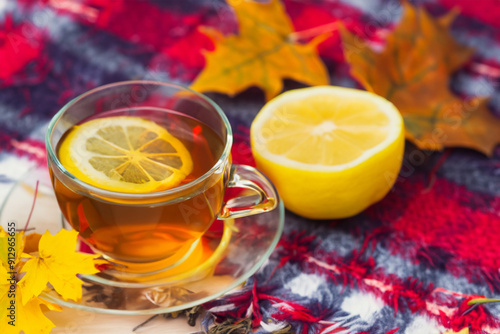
[45,80,233,199]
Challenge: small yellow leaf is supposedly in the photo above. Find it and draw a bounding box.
[1,265,62,334]
[19,229,101,303]
[190,0,329,100]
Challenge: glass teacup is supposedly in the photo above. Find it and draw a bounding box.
[46,81,278,280]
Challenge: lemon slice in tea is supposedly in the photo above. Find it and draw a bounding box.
[59,116,193,193]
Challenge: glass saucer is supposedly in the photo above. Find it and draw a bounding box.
[0,166,284,315]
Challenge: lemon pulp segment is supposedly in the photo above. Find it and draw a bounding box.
[58,116,193,193]
[253,87,401,170]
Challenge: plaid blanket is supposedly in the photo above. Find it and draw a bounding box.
[1,0,500,333]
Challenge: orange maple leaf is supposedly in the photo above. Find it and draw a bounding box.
[190,0,329,100]
[1,267,62,334]
[340,2,500,156]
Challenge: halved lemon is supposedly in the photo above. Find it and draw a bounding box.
[59,116,193,193]
[251,86,404,219]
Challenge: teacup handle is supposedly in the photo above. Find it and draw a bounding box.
[218,165,279,219]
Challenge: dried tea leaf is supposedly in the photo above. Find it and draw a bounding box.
[133,305,202,332]
[208,318,252,334]
[190,0,329,100]
[162,305,202,327]
[341,2,500,155]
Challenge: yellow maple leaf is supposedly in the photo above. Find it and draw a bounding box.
[0,265,62,334]
[1,227,104,333]
[19,229,101,303]
[190,0,329,100]
[340,2,500,156]
[0,227,25,270]
[23,232,42,254]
